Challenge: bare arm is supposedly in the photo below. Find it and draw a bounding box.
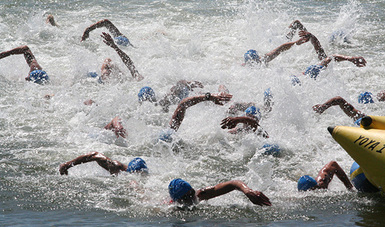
[101,32,143,81]
[316,161,353,190]
[59,152,127,175]
[299,31,327,60]
[81,19,123,41]
[196,180,271,206]
[221,116,259,131]
[312,96,365,121]
[169,93,232,131]
[263,36,310,63]
[320,54,366,67]
[0,45,42,72]
[104,116,127,138]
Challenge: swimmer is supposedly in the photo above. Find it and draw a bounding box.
[139,80,204,112]
[59,152,147,175]
[312,91,385,124]
[169,92,233,131]
[243,31,311,65]
[46,14,59,27]
[0,46,49,84]
[168,178,271,207]
[100,32,143,81]
[297,161,353,191]
[81,19,134,47]
[104,116,127,138]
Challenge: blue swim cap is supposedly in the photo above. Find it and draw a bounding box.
[358,92,374,104]
[29,70,49,84]
[87,72,98,78]
[138,86,156,102]
[126,157,148,173]
[297,175,317,191]
[168,178,193,201]
[350,162,379,193]
[244,49,260,63]
[114,36,133,47]
[304,65,324,79]
[290,75,301,86]
[175,85,190,101]
[159,129,174,143]
[261,143,281,157]
[245,106,261,121]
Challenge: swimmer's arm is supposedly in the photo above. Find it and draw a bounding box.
[169,93,232,131]
[196,180,271,206]
[263,36,310,63]
[101,32,143,81]
[331,54,367,67]
[59,152,108,175]
[312,96,364,120]
[299,31,327,60]
[81,19,123,41]
[221,116,259,131]
[104,116,127,138]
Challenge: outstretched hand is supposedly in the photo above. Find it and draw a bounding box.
[312,104,326,114]
[296,31,311,45]
[59,163,69,175]
[101,32,117,48]
[211,93,232,105]
[81,29,90,41]
[351,56,366,67]
[245,190,272,206]
[221,117,238,129]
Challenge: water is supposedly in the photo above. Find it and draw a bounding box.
[1,0,385,226]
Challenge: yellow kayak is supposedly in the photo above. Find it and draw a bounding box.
[328,116,385,193]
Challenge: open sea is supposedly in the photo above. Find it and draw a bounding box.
[1,0,385,226]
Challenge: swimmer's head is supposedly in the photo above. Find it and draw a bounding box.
[358,92,374,104]
[168,178,194,203]
[159,129,174,143]
[126,157,148,173]
[245,106,261,121]
[174,83,190,101]
[244,49,260,63]
[290,75,301,86]
[304,65,324,79]
[138,86,156,103]
[28,70,49,84]
[260,143,281,157]
[114,36,133,47]
[297,175,317,191]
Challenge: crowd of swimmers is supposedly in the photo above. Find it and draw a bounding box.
[1,15,381,209]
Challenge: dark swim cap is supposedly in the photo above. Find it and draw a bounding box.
[168,178,192,201]
[138,86,156,102]
[126,157,148,173]
[358,92,374,104]
[244,49,260,63]
[304,65,324,79]
[297,175,317,191]
[29,70,49,84]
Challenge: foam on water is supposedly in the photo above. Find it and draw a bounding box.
[1,0,385,225]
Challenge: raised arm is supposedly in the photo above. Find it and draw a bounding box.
[299,31,327,60]
[81,19,123,41]
[312,96,365,121]
[0,45,42,72]
[169,93,232,131]
[320,54,366,68]
[59,152,127,175]
[104,116,127,138]
[196,180,271,206]
[263,35,310,63]
[315,161,353,190]
[101,32,143,81]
